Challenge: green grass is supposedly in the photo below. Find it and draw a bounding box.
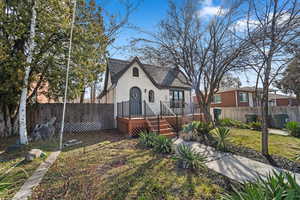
[30,131,225,200]
[0,137,59,199]
[229,128,300,161]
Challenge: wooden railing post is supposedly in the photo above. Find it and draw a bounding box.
[129,101,131,119]
[160,101,162,118]
[122,101,124,117]
[157,115,160,134]
[192,103,195,121]
[176,113,179,138]
[144,100,146,119]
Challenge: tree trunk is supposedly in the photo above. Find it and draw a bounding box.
[18,0,37,145]
[80,87,85,103]
[261,91,269,155]
[195,90,213,123]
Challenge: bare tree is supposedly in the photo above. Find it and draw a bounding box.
[245,0,300,155]
[132,0,250,122]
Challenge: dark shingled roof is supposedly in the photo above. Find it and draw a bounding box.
[107,57,191,89]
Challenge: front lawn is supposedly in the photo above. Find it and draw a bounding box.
[0,137,59,199]
[229,128,300,161]
[30,131,234,200]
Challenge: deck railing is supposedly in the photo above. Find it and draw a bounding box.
[117,100,201,119]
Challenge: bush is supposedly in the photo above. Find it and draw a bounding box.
[286,121,300,137]
[138,132,157,148]
[174,144,206,170]
[222,171,300,200]
[212,127,231,151]
[218,118,250,129]
[219,118,235,127]
[182,121,213,136]
[249,121,262,131]
[153,135,172,154]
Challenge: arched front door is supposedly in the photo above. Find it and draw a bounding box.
[130,87,142,116]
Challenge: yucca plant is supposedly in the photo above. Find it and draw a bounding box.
[182,121,213,138]
[249,121,262,131]
[212,127,231,151]
[286,121,300,137]
[138,132,157,148]
[153,135,172,154]
[174,144,207,170]
[222,171,300,200]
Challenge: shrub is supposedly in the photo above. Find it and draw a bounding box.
[219,118,235,127]
[286,121,300,137]
[182,121,213,136]
[174,144,206,170]
[222,171,300,200]
[219,118,250,129]
[153,135,172,154]
[212,127,231,151]
[249,121,262,131]
[138,132,157,148]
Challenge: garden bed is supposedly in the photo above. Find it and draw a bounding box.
[186,127,300,173]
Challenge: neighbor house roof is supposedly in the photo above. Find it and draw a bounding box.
[99,57,191,98]
[217,86,276,93]
[268,93,296,100]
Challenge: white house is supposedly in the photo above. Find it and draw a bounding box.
[98,57,192,125]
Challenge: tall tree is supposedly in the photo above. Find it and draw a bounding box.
[132,0,250,122]
[19,0,37,144]
[245,0,300,155]
[220,73,242,89]
[276,56,300,104]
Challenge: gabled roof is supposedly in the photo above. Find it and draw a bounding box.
[104,57,191,91]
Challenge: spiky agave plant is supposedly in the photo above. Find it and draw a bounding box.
[174,144,206,170]
[138,132,157,148]
[212,127,231,151]
[153,135,172,154]
[222,171,300,200]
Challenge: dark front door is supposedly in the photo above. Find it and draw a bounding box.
[130,87,142,116]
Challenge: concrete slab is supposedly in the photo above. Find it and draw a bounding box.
[12,151,60,200]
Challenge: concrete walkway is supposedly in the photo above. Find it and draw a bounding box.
[12,151,60,200]
[173,139,300,184]
[269,128,289,136]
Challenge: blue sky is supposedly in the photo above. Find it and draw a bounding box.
[98,0,258,86]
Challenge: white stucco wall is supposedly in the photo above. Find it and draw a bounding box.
[114,61,191,119]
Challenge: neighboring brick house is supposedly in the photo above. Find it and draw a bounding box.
[193,87,298,108]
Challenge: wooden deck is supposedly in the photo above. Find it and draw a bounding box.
[117,113,203,137]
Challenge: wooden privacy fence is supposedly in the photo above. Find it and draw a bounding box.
[27,103,114,134]
[218,106,300,122]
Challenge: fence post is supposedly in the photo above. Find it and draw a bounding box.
[144,100,146,119]
[129,101,131,119]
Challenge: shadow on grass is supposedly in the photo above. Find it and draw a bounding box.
[101,154,164,200]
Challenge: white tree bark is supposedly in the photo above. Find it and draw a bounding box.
[19,0,37,145]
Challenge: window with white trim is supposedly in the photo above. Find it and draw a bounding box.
[239,92,248,102]
[213,94,222,104]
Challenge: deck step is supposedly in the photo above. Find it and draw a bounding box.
[161,132,177,138]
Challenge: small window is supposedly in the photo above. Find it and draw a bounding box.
[239,92,248,102]
[149,90,154,102]
[213,95,222,104]
[133,67,139,77]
